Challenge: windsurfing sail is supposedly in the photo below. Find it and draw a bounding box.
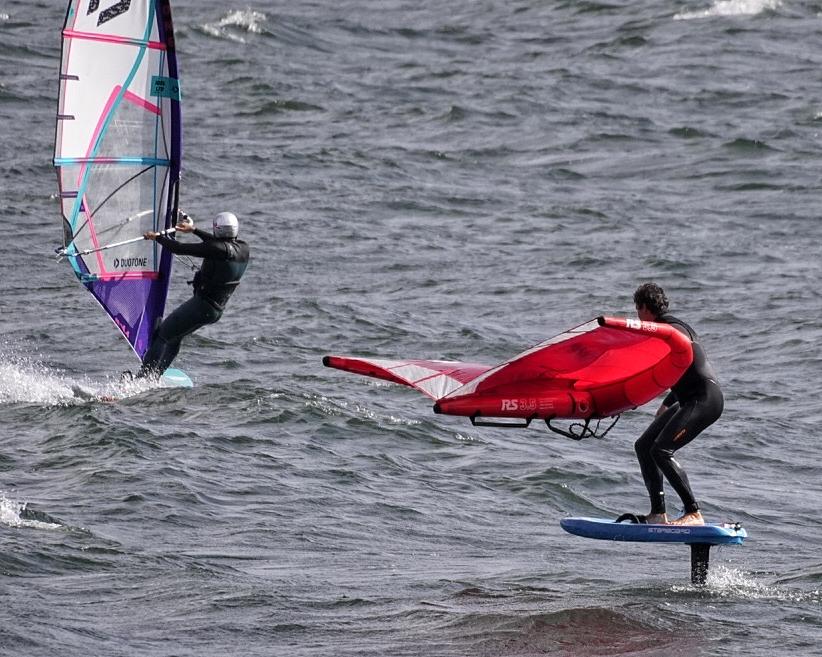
[53,0,181,359]
[324,316,694,424]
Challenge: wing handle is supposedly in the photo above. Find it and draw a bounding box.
[467,414,535,429]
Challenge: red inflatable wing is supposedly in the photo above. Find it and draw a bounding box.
[434,317,693,420]
[323,316,693,423]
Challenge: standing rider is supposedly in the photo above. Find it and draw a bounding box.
[137,211,250,379]
[629,282,724,526]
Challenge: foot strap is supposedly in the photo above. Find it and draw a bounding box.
[615,513,648,524]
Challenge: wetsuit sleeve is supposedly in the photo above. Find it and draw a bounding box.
[156,233,229,259]
[663,390,678,407]
[193,228,214,241]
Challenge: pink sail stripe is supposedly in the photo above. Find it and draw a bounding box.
[63,29,166,51]
[74,85,123,186]
[123,89,161,115]
[96,272,161,281]
[67,193,107,273]
[74,85,125,272]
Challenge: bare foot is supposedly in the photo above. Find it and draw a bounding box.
[668,511,704,526]
[645,513,668,524]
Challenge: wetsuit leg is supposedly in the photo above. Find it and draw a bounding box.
[138,296,221,378]
[635,404,679,515]
[648,383,724,514]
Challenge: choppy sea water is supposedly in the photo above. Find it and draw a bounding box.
[2,0,822,655]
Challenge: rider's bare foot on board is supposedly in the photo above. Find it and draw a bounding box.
[668,511,705,526]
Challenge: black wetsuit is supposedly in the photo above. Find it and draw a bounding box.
[634,314,723,516]
[138,228,250,378]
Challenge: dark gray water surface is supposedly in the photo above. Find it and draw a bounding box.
[2,1,822,655]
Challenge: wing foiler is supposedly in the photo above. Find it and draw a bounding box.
[323,316,693,435]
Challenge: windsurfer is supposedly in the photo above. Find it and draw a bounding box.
[135,211,250,379]
[630,283,723,526]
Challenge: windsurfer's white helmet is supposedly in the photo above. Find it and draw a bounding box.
[213,212,239,239]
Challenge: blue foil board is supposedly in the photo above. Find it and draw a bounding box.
[161,368,193,388]
[560,517,746,545]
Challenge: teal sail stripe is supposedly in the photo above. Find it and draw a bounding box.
[55,156,171,166]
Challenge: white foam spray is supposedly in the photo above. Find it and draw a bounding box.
[0,346,159,405]
[675,0,781,20]
[671,564,822,602]
[0,352,78,405]
[0,494,61,530]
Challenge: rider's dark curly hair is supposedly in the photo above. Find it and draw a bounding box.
[633,282,669,318]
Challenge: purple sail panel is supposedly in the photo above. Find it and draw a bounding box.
[87,277,166,357]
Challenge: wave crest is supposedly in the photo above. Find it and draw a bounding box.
[202,9,268,43]
[0,494,61,530]
[675,0,780,20]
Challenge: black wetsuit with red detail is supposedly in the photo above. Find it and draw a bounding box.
[634,313,723,516]
[138,228,250,378]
